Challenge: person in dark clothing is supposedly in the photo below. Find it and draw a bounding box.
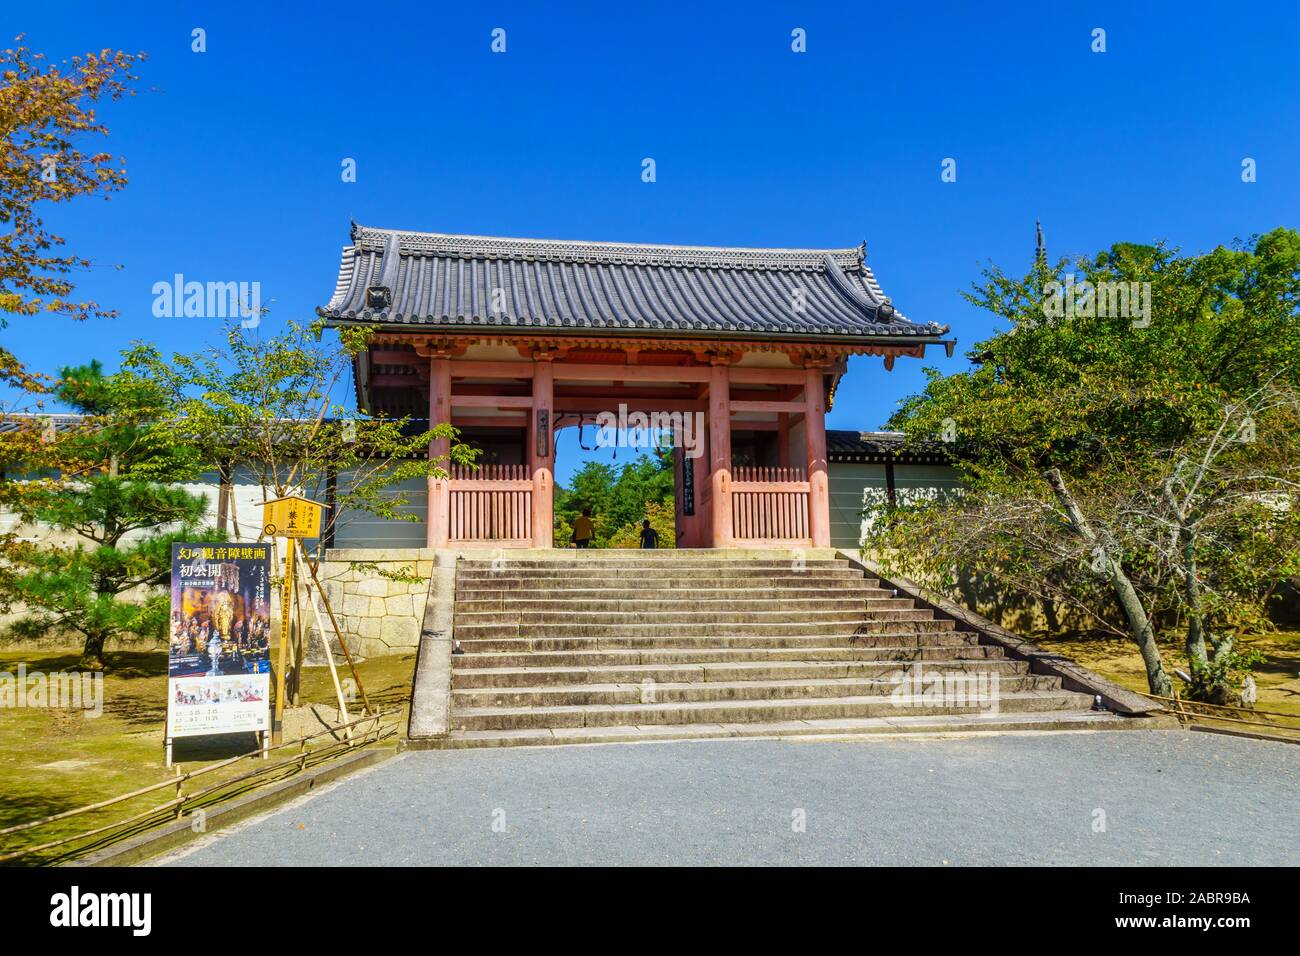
[571,507,595,548]
[638,519,659,549]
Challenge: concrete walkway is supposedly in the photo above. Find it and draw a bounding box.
[158,730,1298,866]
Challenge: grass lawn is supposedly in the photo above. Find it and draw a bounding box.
[0,644,414,864]
[1035,628,1300,735]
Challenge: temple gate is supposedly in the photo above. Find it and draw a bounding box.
[320,225,950,548]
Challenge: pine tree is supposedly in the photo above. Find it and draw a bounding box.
[5,363,210,668]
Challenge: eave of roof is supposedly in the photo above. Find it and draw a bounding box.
[826,430,953,464]
[319,223,949,344]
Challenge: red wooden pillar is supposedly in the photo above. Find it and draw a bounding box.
[427,357,451,549]
[804,365,830,547]
[426,358,452,548]
[709,363,733,547]
[530,357,554,548]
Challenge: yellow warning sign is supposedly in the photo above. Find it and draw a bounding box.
[262,495,326,539]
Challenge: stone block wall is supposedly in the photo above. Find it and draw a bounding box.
[310,549,434,661]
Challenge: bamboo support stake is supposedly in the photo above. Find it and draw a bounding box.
[291,568,303,707]
[300,547,372,713]
[296,540,352,739]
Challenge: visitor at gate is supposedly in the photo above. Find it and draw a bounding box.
[639,519,659,549]
[571,508,595,548]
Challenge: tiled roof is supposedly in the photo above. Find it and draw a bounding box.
[826,430,952,464]
[319,224,947,342]
[0,413,87,434]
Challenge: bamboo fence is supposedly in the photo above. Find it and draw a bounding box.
[0,708,402,864]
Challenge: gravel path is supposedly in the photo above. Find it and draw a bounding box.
[158,730,1299,866]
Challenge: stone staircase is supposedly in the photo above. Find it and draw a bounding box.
[422,550,1132,748]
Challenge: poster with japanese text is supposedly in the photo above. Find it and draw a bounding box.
[167,543,272,738]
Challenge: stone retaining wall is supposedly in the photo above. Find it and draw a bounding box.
[311,549,436,661]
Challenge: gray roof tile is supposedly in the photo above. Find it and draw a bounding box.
[826,430,952,463]
[320,224,947,342]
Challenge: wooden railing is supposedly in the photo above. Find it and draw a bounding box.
[1144,694,1300,741]
[449,464,529,481]
[733,465,805,483]
[731,465,811,543]
[448,463,533,544]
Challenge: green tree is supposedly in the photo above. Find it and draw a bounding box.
[554,448,675,547]
[607,500,677,549]
[4,363,210,668]
[0,37,146,609]
[866,230,1300,700]
[608,448,676,535]
[122,319,475,553]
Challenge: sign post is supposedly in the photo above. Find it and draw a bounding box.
[273,539,295,743]
[262,495,373,720]
[263,496,324,744]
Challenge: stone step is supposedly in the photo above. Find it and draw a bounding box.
[454,596,900,614]
[453,632,980,653]
[450,689,1096,731]
[451,657,1034,688]
[411,710,1141,749]
[453,673,1064,708]
[453,617,954,640]
[453,605,926,627]
[457,574,883,590]
[454,584,892,601]
[455,573,866,586]
[456,568,870,583]
[417,551,1127,750]
[456,548,839,562]
[452,644,1006,669]
[459,546,835,553]
[457,558,853,570]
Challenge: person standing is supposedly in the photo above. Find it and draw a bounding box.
[638,519,659,549]
[571,508,595,548]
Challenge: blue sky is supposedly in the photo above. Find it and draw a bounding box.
[4,1,1298,484]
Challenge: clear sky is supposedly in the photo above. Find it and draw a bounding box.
[4,1,1298,483]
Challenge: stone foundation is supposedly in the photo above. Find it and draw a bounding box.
[311,549,436,660]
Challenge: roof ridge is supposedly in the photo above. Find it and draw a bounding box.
[0,412,87,420]
[323,222,951,342]
[349,223,863,272]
